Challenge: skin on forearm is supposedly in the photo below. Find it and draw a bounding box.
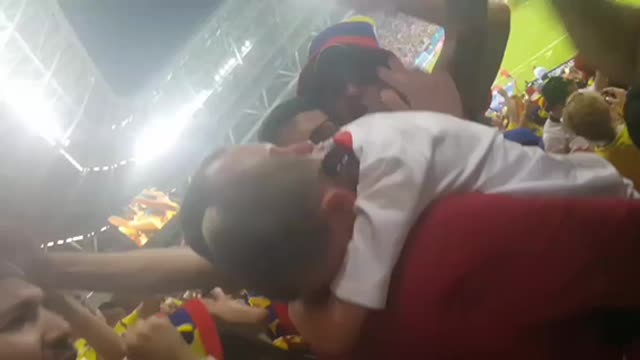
[288,296,368,355]
[551,0,640,85]
[50,294,125,360]
[433,1,511,119]
[498,89,520,127]
[42,248,233,294]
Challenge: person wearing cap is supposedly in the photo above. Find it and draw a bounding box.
[259,18,464,145]
[258,0,511,146]
[323,0,511,121]
[295,16,406,127]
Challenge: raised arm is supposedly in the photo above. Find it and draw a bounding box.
[431,0,511,120]
[498,88,522,128]
[340,0,510,119]
[40,247,232,294]
[551,0,640,85]
[48,293,125,360]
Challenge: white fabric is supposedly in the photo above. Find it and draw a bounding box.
[331,111,639,310]
[543,118,591,153]
[534,66,548,80]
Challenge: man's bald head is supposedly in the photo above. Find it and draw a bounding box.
[181,144,330,300]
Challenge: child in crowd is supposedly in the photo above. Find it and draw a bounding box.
[181,110,639,354]
[540,76,590,153]
[563,90,640,190]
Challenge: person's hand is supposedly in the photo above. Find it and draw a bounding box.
[377,57,464,118]
[124,316,200,360]
[602,87,627,108]
[602,87,627,124]
[200,288,268,326]
[490,114,507,131]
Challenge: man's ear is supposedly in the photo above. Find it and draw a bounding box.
[319,187,357,230]
[201,207,221,248]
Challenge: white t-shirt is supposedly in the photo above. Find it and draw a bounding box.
[543,118,591,153]
[329,111,638,310]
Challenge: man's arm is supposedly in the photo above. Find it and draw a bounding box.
[289,297,367,355]
[39,248,233,294]
[498,88,521,128]
[349,0,510,119]
[551,0,640,85]
[48,293,126,360]
[431,0,511,120]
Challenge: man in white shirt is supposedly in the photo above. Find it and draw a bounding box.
[541,76,591,153]
[182,111,638,354]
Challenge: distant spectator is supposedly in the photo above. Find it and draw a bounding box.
[564,90,640,190]
[541,77,590,153]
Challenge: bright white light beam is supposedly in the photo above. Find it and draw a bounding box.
[134,90,213,163]
[0,76,65,146]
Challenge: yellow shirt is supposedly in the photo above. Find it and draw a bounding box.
[113,309,139,335]
[73,338,96,360]
[596,127,640,191]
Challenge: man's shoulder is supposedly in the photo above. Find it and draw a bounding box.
[346,111,483,137]
[352,111,462,124]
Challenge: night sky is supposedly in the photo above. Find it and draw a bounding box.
[58,0,221,97]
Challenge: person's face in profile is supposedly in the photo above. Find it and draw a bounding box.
[0,276,75,360]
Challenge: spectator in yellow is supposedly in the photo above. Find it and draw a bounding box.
[563,90,640,191]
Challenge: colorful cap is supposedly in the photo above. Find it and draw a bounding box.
[297,16,381,96]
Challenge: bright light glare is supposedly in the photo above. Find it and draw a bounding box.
[214,40,253,85]
[134,90,213,163]
[0,77,65,145]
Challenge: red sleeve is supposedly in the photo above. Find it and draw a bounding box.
[348,194,640,360]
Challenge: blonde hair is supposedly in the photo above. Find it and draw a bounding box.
[563,91,617,143]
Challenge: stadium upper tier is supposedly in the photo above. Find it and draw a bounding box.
[2,0,349,172]
[0,0,351,243]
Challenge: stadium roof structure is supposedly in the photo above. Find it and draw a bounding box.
[0,0,350,250]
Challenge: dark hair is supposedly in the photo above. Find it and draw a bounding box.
[258,97,318,144]
[541,76,574,110]
[300,46,393,111]
[181,148,229,260]
[181,151,329,301]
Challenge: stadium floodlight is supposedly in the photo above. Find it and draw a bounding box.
[0,76,65,146]
[134,89,213,163]
[213,40,253,86]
